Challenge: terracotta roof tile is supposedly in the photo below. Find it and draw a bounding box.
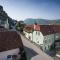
[24,24,60,35]
[40,25,60,35]
[24,25,33,33]
[34,24,40,31]
[53,25,60,33]
[40,25,54,35]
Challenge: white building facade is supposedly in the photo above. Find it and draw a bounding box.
[24,24,60,52]
[0,18,9,29]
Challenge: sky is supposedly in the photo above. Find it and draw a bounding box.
[0,0,60,21]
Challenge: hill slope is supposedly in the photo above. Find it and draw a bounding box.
[24,18,60,25]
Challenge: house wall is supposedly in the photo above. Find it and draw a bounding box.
[0,48,20,60]
[43,33,60,52]
[24,31,44,46]
[23,31,28,38]
[0,19,9,29]
[0,20,5,27]
[32,31,44,46]
[54,33,60,49]
[24,30,60,52]
[55,33,60,40]
[23,31,32,40]
[43,34,54,52]
[29,33,33,40]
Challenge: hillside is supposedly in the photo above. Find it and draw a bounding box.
[24,18,60,25]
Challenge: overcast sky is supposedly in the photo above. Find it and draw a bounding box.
[0,0,60,21]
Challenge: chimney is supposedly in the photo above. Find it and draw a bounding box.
[33,22,40,31]
[34,22,37,30]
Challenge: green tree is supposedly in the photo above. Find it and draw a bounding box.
[16,22,25,32]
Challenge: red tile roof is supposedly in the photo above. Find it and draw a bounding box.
[34,24,40,31]
[0,28,23,52]
[24,25,33,33]
[40,25,53,35]
[40,25,60,35]
[53,25,60,33]
[24,24,60,35]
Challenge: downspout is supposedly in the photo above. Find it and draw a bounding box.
[53,26,56,54]
[32,29,34,42]
[54,31,56,54]
[53,26,55,50]
[32,30,33,42]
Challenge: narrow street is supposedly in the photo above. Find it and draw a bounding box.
[20,34,54,60]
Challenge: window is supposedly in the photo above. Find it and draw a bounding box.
[29,36,31,40]
[45,40,47,43]
[0,20,5,25]
[56,36,59,39]
[38,32,40,35]
[45,47,46,50]
[37,41,39,43]
[48,45,50,49]
[36,31,37,35]
[12,55,17,58]
[36,31,40,35]
[49,40,51,43]
[7,55,17,59]
[7,55,11,58]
